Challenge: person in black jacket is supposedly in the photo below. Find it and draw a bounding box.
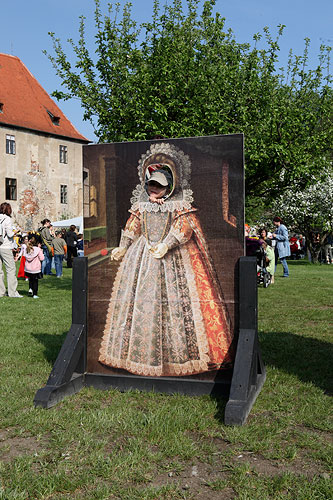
[39,218,54,275]
[65,225,78,268]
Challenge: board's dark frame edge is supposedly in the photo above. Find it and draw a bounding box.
[84,372,231,398]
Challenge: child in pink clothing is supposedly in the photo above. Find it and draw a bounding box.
[23,235,44,298]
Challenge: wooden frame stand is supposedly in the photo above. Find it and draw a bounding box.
[224,257,266,425]
[34,256,265,425]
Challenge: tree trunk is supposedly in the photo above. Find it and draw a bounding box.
[304,230,328,263]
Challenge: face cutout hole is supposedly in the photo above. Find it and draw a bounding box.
[144,163,175,200]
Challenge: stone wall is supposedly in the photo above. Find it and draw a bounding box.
[0,126,84,231]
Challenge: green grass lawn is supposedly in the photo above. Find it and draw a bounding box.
[0,261,332,499]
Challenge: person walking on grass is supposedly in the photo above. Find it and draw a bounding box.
[52,231,67,277]
[65,224,78,268]
[0,202,22,298]
[23,234,44,299]
[39,218,54,276]
[269,216,291,277]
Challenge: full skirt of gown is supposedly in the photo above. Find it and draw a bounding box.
[99,229,234,377]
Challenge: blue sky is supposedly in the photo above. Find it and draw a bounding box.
[1,0,332,142]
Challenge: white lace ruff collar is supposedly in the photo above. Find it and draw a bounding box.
[130,185,194,213]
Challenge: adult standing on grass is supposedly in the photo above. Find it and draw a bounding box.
[0,202,23,297]
[39,219,54,276]
[65,225,78,268]
[52,231,67,277]
[270,216,291,277]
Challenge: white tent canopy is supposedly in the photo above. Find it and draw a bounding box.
[52,216,83,233]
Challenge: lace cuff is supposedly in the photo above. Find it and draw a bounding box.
[164,227,191,250]
[164,233,179,250]
[119,230,136,249]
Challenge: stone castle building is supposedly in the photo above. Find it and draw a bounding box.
[0,53,89,230]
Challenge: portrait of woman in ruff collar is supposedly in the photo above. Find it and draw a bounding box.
[98,142,235,377]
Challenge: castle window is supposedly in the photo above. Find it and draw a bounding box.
[47,109,60,126]
[6,178,17,200]
[59,145,68,164]
[6,134,15,154]
[60,184,68,204]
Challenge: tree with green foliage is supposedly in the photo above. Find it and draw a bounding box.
[45,0,332,202]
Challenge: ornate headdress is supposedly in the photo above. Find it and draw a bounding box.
[130,143,194,213]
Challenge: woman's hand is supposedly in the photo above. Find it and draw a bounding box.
[110,247,127,261]
[149,242,168,259]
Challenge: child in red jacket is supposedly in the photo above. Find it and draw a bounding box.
[17,235,29,280]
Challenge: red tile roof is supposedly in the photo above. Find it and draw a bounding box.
[0,53,89,142]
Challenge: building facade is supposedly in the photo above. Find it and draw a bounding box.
[0,54,89,231]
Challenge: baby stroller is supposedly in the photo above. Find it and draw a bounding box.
[256,247,271,288]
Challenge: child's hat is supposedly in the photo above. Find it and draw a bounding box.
[148,170,170,187]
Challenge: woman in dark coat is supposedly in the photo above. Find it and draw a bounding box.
[65,225,78,268]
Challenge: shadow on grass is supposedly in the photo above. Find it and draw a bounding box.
[212,329,333,425]
[212,396,228,425]
[32,331,68,364]
[286,259,311,266]
[259,331,333,395]
[31,325,332,425]
[286,259,331,267]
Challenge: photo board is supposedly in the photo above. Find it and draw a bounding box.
[83,135,244,382]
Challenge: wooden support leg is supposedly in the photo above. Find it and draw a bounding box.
[224,257,266,425]
[34,258,88,408]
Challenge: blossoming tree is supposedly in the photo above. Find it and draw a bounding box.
[270,168,333,261]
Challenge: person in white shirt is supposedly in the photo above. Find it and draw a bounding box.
[0,202,23,297]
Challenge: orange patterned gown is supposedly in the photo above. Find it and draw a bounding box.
[99,207,233,377]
